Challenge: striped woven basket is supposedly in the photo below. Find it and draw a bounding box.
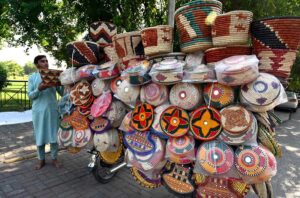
[251,16,300,50]
[253,49,297,78]
[204,46,252,66]
[66,41,100,67]
[175,0,222,53]
[113,31,145,67]
[89,21,117,47]
[211,10,253,46]
[141,25,173,56]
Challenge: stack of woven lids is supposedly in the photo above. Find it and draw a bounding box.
[57,21,127,164]
[54,0,295,196]
[251,17,300,87]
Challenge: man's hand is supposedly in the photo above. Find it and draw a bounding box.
[38,83,49,91]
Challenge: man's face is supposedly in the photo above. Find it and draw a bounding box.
[36,57,49,69]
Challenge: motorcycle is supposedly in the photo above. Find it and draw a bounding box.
[87,147,127,184]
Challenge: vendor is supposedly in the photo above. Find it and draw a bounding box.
[27,55,63,170]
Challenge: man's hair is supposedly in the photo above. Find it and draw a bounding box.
[34,55,46,65]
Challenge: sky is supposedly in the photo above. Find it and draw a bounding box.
[0,43,58,69]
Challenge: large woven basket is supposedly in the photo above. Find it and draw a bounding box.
[211,10,253,46]
[253,49,297,79]
[113,31,145,66]
[141,25,173,56]
[66,41,100,67]
[251,16,300,50]
[175,0,222,53]
[89,21,117,47]
[204,46,252,66]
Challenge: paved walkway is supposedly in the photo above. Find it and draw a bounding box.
[0,111,299,198]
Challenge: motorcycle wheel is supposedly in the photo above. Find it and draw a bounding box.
[92,156,117,184]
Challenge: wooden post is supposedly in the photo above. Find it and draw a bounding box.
[168,0,176,27]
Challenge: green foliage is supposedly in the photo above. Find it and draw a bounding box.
[0,1,12,46]
[3,0,168,63]
[0,0,300,90]
[23,62,37,75]
[0,61,24,78]
[0,64,8,91]
[288,56,300,92]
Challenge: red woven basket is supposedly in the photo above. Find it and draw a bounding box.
[204,46,252,66]
[251,17,300,50]
[212,10,253,47]
[253,49,297,79]
[141,25,173,56]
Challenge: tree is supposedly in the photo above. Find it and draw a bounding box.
[1,0,168,63]
[0,61,24,78]
[0,0,300,89]
[23,62,37,75]
[1,0,299,61]
[0,64,8,91]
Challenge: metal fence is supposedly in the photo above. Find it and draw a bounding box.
[0,80,31,111]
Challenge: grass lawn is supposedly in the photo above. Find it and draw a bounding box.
[1,75,61,112]
[1,76,31,112]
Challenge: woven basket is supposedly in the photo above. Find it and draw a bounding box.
[251,16,300,50]
[66,41,100,67]
[89,21,117,47]
[39,69,62,87]
[212,10,253,46]
[113,31,145,65]
[175,0,222,53]
[204,46,252,66]
[253,49,297,79]
[141,25,173,56]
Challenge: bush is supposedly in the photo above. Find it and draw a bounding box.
[0,65,8,91]
[288,56,300,92]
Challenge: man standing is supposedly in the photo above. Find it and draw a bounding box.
[28,55,63,170]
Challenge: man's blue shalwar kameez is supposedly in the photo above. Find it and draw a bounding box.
[28,72,63,160]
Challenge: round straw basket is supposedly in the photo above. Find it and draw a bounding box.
[212,10,253,46]
[204,46,252,66]
[141,25,173,56]
[253,49,297,79]
[175,0,222,53]
[251,16,300,50]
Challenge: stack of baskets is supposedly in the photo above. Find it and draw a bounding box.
[251,17,300,86]
[54,0,300,196]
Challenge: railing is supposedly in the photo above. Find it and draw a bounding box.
[0,80,31,111]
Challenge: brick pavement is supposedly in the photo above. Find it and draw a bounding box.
[0,111,299,198]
